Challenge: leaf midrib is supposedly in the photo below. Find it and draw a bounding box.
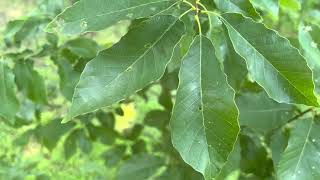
[292,120,313,177]
[102,18,179,89]
[222,16,315,105]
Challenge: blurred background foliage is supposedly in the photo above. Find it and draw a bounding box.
[0,0,320,179]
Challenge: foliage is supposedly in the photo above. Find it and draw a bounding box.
[1,0,320,179]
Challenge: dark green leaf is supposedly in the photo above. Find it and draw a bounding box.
[14,61,47,104]
[47,0,179,35]
[278,118,320,180]
[64,15,185,121]
[237,91,295,133]
[117,154,164,180]
[170,36,239,179]
[221,13,318,106]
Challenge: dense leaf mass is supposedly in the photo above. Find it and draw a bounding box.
[1,0,320,179]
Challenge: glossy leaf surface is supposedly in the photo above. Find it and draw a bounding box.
[170,36,239,179]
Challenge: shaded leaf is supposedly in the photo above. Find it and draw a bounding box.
[237,91,295,133]
[0,62,19,122]
[213,0,260,19]
[299,23,320,96]
[117,154,164,180]
[14,61,47,104]
[277,118,320,180]
[103,145,126,167]
[250,0,279,19]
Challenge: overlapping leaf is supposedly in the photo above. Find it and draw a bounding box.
[14,61,47,104]
[237,91,295,133]
[0,62,19,121]
[299,23,320,96]
[209,16,247,91]
[250,0,279,19]
[65,15,185,121]
[277,118,320,180]
[117,154,164,180]
[47,0,179,35]
[221,13,318,106]
[170,36,239,179]
[213,0,260,19]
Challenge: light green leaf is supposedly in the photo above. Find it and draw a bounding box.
[47,0,179,35]
[280,0,301,11]
[64,15,185,122]
[213,0,260,19]
[61,37,99,59]
[250,0,279,19]
[221,13,318,106]
[305,10,320,27]
[4,16,49,45]
[277,118,320,180]
[170,35,239,179]
[117,154,164,180]
[0,62,19,121]
[299,23,320,96]
[237,91,295,133]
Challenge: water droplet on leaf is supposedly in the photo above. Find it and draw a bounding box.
[80,20,88,29]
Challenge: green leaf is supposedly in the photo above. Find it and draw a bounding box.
[117,154,164,180]
[209,16,247,91]
[103,145,126,167]
[216,141,241,180]
[270,128,289,169]
[13,61,47,104]
[240,129,274,177]
[305,10,320,27]
[144,110,170,129]
[64,130,77,159]
[170,36,239,179]
[280,0,301,11]
[4,17,49,46]
[221,13,318,106]
[213,0,260,19]
[64,15,185,122]
[53,58,81,100]
[47,0,179,35]
[0,61,19,121]
[61,37,99,59]
[277,118,320,180]
[237,91,295,133]
[299,23,320,96]
[36,119,74,150]
[250,0,279,19]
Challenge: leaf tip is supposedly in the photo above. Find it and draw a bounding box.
[61,117,71,124]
